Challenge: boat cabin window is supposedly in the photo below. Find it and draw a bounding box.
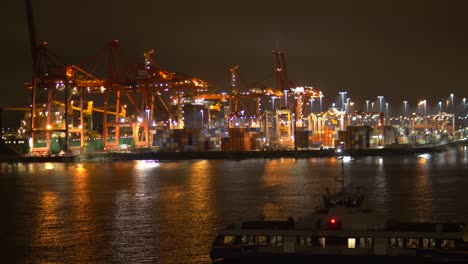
[271,236,283,246]
[241,235,254,245]
[405,238,420,248]
[389,238,420,248]
[223,235,236,245]
[389,238,404,248]
[390,238,453,249]
[256,235,268,246]
[319,237,326,248]
[422,238,436,249]
[360,237,373,248]
[348,238,356,248]
[297,236,313,247]
[441,239,455,249]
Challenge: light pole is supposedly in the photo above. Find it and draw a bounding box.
[319,93,323,112]
[423,100,427,116]
[284,90,289,108]
[420,100,427,145]
[200,109,204,130]
[378,96,384,113]
[418,101,424,116]
[450,93,454,114]
[438,101,442,113]
[463,97,466,112]
[366,100,370,113]
[145,107,150,148]
[339,91,347,112]
[450,94,455,134]
[463,98,466,133]
[310,98,315,114]
[385,102,389,116]
[346,98,350,113]
[403,101,408,116]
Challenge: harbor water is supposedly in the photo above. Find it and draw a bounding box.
[1,146,468,263]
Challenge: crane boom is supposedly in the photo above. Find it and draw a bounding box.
[24,0,38,70]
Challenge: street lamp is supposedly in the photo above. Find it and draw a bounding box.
[346,98,350,113]
[463,97,466,116]
[418,100,424,116]
[378,96,384,113]
[200,109,204,130]
[423,100,428,144]
[423,100,427,116]
[284,90,289,108]
[145,107,150,148]
[319,93,323,112]
[339,91,347,112]
[438,101,442,113]
[463,98,467,132]
[403,101,408,116]
[310,98,315,114]
[450,93,454,113]
[366,100,370,113]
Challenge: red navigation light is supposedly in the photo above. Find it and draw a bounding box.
[327,217,341,230]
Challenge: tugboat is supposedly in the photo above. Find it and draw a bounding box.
[210,158,468,263]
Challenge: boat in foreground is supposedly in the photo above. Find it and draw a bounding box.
[210,187,468,263]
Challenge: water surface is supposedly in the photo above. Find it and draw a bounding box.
[1,146,467,263]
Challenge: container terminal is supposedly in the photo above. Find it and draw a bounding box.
[0,42,465,162]
[0,1,467,161]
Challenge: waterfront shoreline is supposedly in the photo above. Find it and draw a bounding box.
[1,140,466,163]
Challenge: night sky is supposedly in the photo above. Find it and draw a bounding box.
[1,0,468,126]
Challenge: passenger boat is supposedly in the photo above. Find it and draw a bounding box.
[210,185,468,263]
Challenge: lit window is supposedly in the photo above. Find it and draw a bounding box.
[319,237,326,248]
[365,238,373,248]
[422,238,436,249]
[256,235,268,245]
[223,235,235,245]
[241,235,254,245]
[297,236,313,246]
[271,236,283,246]
[406,238,419,248]
[441,240,455,249]
[348,238,356,248]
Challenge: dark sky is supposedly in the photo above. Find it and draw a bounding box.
[1,0,468,126]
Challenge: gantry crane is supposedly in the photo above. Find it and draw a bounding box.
[272,50,323,127]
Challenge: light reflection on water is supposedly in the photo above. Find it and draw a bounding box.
[1,147,467,263]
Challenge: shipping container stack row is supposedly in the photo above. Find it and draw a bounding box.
[344,126,371,150]
[311,126,338,148]
[294,130,313,149]
[221,127,262,151]
[153,127,223,152]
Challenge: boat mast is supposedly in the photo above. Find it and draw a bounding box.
[341,155,345,190]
